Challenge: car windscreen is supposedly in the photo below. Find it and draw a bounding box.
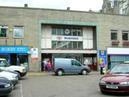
[110,64,129,74]
[0,60,9,67]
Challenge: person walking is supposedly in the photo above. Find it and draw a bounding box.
[47,60,52,72]
[43,60,48,72]
[100,59,105,75]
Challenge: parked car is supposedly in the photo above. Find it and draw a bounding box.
[54,58,91,76]
[7,70,21,80]
[0,58,27,77]
[99,63,129,94]
[0,77,13,96]
[0,70,19,86]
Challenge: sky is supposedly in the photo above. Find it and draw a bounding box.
[0,0,103,11]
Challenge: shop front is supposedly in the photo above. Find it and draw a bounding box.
[41,23,97,71]
[41,50,97,71]
[107,48,129,69]
[0,46,30,66]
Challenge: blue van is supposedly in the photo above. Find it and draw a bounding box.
[54,58,91,76]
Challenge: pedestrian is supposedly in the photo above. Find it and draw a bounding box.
[100,59,105,75]
[17,56,20,66]
[41,61,44,71]
[43,60,48,72]
[47,60,52,72]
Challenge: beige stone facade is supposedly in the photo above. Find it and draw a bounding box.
[0,6,129,71]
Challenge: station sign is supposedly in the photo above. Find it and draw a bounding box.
[98,50,107,67]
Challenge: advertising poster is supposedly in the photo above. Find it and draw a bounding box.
[30,48,39,64]
[31,48,38,58]
[98,50,107,73]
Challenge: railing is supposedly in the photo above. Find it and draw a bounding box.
[111,40,119,46]
[0,38,24,45]
[122,41,129,46]
[0,38,8,45]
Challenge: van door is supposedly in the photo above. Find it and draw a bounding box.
[71,60,82,73]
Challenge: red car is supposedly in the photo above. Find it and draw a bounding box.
[99,63,129,94]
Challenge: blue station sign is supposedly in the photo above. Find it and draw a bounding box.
[98,50,107,67]
[0,46,30,54]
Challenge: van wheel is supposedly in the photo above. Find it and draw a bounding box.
[57,70,63,76]
[81,69,87,75]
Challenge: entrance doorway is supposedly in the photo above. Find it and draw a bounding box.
[10,54,17,65]
[83,54,97,71]
[10,54,28,66]
[41,53,52,71]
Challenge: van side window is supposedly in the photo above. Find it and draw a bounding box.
[72,60,81,66]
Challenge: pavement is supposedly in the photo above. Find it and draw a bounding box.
[27,71,101,76]
[27,71,53,76]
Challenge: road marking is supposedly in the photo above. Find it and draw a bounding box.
[20,80,24,97]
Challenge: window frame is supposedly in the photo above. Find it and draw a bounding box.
[122,31,129,41]
[52,26,82,36]
[0,25,8,38]
[111,30,118,40]
[52,41,83,49]
[13,26,24,38]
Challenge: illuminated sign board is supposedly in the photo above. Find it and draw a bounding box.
[0,46,29,54]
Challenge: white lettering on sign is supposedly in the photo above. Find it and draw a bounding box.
[64,36,79,40]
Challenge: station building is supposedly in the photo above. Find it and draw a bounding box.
[0,6,129,71]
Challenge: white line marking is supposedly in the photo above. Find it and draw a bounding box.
[20,80,24,97]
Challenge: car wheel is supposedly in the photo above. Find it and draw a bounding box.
[81,69,87,75]
[57,69,63,76]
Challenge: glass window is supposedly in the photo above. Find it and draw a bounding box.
[78,42,83,49]
[52,41,57,48]
[52,28,56,35]
[71,29,77,36]
[0,60,9,67]
[71,29,82,36]
[52,27,64,35]
[13,26,24,38]
[68,42,72,49]
[77,29,82,36]
[111,32,117,40]
[0,26,8,37]
[52,26,82,36]
[122,33,128,41]
[52,41,83,49]
[72,60,81,66]
[73,42,77,49]
[62,42,68,48]
[57,28,63,35]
